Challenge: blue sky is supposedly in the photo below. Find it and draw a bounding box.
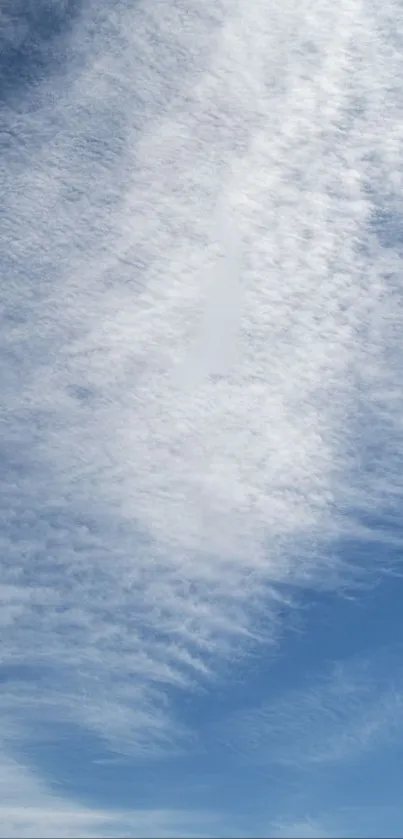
[1,0,403,836]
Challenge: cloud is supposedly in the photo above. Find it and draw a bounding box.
[1,0,403,804]
[175,204,244,384]
[0,746,220,838]
[0,748,127,838]
[269,817,332,838]
[267,805,403,839]
[221,648,403,769]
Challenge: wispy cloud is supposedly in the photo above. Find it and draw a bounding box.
[222,648,403,769]
[2,0,403,826]
[0,746,219,838]
[269,817,333,838]
[267,805,403,839]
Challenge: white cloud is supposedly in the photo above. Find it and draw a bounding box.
[2,0,403,794]
[0,747,218,838]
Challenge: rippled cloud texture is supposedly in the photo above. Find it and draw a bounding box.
[1,0,403,835]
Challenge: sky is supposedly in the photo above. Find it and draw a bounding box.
[1,0,403,836]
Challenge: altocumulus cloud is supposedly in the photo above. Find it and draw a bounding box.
[1,0,403,832]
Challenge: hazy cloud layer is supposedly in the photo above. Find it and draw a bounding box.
[2,0,403,832]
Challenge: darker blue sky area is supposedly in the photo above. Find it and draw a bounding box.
[0,0,84,102]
